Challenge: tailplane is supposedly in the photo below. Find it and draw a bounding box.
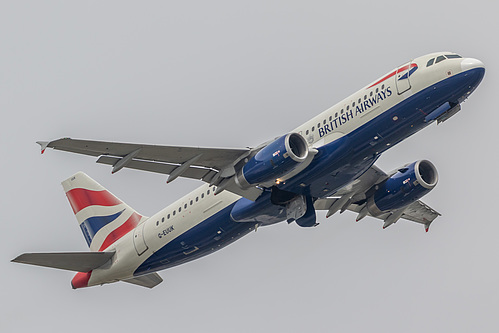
[11,252,114,272]
[62,172,147,251]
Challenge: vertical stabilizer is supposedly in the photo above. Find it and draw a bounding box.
[62,172,147,251]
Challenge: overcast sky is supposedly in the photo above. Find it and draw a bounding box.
[2,1,498,332]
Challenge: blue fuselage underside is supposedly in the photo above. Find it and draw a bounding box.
[135,68,484,276]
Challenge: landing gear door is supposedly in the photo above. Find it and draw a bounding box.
[395,62,412,94]
[133,222,148,256]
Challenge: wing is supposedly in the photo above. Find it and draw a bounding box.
[314,165,441,231]
[39,138,263,200]
[315,198,440,226]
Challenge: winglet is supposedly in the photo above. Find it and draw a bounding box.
[36,141,50,154]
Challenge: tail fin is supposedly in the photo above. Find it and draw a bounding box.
[62,172,147,251]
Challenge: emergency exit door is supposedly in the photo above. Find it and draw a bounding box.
[133,223,148,255]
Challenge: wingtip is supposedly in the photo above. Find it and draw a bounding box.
[11,254,26,263]
[36,141,49,154]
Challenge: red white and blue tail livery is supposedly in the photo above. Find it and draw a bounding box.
[13,52,485,289]
[63,172,145,252]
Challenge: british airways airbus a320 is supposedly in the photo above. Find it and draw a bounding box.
[13,52,485,289]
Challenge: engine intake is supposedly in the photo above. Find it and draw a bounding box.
[237,133,308,188]
[368,160,438,215]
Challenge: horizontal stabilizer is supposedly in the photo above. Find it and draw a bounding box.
[122,273,163,288]
[12,251,115,272]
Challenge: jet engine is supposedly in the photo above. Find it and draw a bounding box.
[367,160,438,215]
[236,133,309,188]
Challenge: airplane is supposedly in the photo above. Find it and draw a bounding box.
[12,52,485,289]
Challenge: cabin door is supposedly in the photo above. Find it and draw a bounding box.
[395,62,412,94]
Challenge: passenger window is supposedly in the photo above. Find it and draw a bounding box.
[196,197,198,202]
[358,98,361,103]
[370,91,373,97]
[335,112,339,117]
[306,130,309,135]
[179,207,181,212]
[156,221,159,226]
[312,126,315,132]
[184,204,187,209]
[381,84,385,90]
[162,217,164,222]
[364,95,367,100]
[436,55,446,63]
[167,214,170,219]
[173,211,176,216]
[329,115,332,121]
[190,200,193,205]
[426,58,435,67]
[201,193,204,198]
[323,119,326,125]
[317,123,321,128]
[346,106,349,111]
[376,88,379,93]
[207,190,210,195]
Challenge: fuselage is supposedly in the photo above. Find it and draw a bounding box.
[83,52,485,287]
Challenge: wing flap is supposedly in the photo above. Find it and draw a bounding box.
[401,200,441,224]
[122,273,163,288]
[97,155,216,180]
[11,252,115,272]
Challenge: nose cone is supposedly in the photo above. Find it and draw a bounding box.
[457,57,485,103]
[461,58,485,72]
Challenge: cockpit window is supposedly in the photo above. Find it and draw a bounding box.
[435,55,446,64]
[426,58,435,67]
[445,54,462,59]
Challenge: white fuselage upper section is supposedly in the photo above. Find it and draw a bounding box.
[292,52,471,148]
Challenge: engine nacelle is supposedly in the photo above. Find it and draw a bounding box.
[367,160,438,214]
[237,133,308,188]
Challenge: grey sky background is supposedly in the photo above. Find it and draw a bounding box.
[2,1,498,332]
